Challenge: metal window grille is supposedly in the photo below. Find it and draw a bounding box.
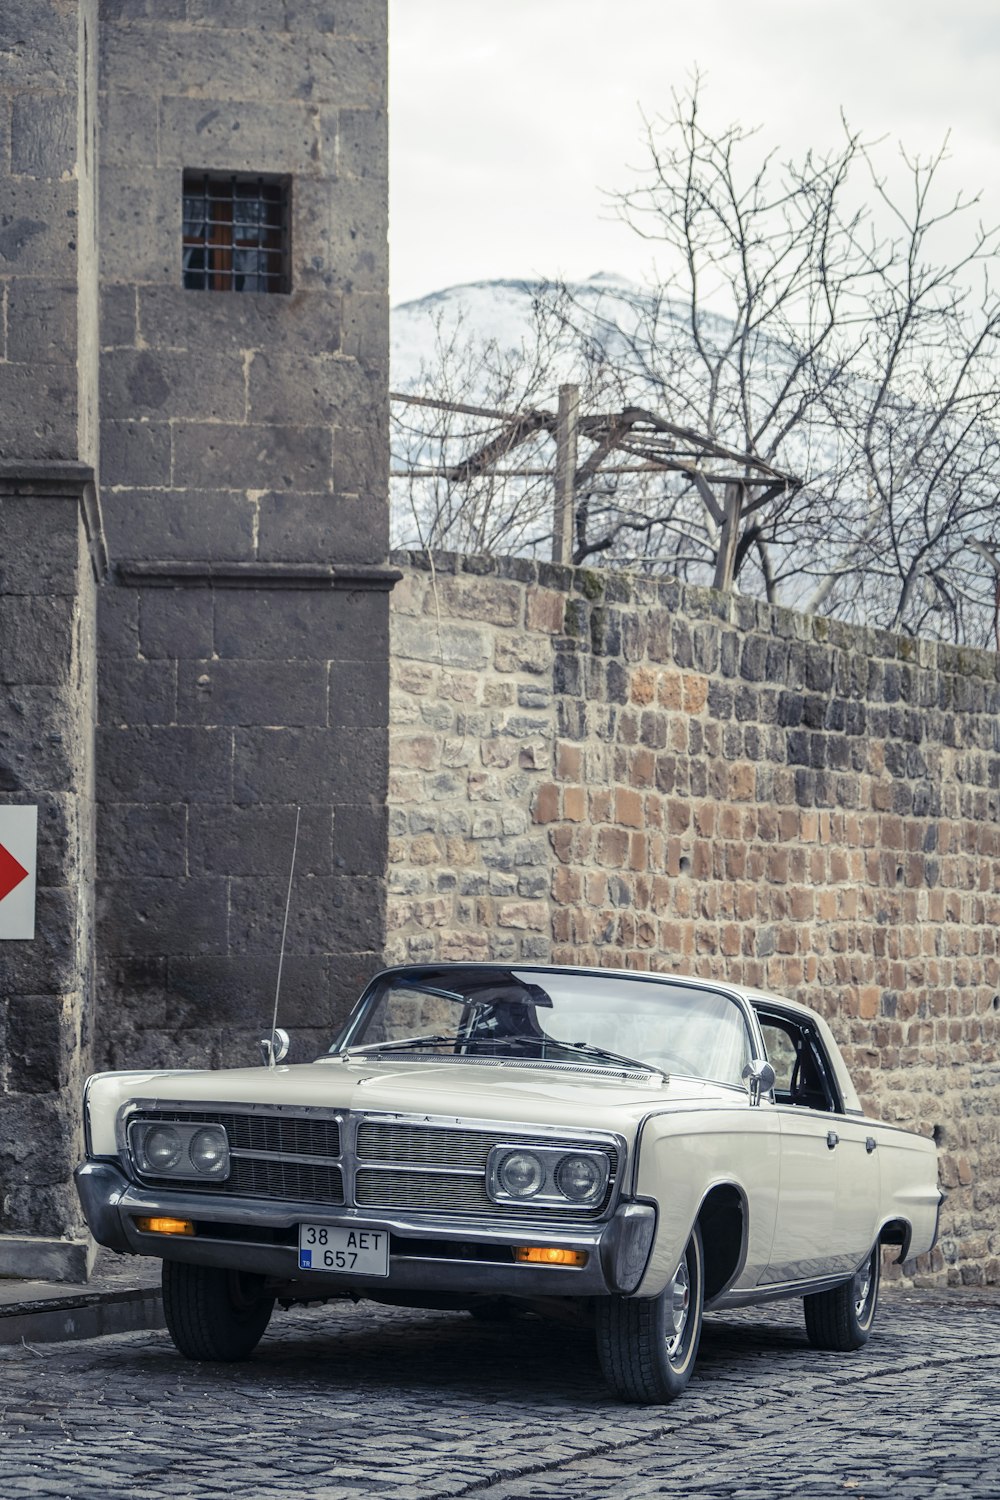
[182,172,290,294]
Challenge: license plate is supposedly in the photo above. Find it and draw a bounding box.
[298,1224,389,1276]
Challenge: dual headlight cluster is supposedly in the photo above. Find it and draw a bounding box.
[486,1143,610,1208]
[129,1120,230,1181]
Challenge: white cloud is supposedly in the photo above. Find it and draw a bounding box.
[389,0,1000,304]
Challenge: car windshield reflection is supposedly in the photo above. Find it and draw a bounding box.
[336,967,752,1087]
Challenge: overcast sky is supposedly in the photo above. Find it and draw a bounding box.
[388,0,1000,306]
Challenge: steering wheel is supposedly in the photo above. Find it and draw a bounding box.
[645,1050,700,1076]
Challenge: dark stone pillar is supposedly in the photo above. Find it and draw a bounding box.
[0,464,102,1282]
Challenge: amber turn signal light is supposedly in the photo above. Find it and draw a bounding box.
[514,1246,588,1267]
[133,1216,195,1236]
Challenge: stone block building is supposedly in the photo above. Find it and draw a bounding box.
[0,0,391,1279]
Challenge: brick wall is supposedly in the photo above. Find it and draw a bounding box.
[387,551,1000,1286]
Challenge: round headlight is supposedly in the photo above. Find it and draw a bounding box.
[497,1150,544,1198]
[555,1153,605,1203]
[142,1124,182,1173]
[188,1127,229,1177]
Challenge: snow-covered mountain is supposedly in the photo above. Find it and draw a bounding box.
[391,272,656,393]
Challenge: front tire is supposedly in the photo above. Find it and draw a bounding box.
[804,1243,880,1351]
[162,1262,275,1361]
[596,1225,704,1403]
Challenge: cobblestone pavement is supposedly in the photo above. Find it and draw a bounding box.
[1,1289,997,1500]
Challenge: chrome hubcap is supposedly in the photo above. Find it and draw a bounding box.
[665,1258,690,1357]
[853,1258,873,1318]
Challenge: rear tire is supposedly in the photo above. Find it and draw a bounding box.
[162,1261,275,1361]
[804,1243,880,1351]
[595,1225,704,1403]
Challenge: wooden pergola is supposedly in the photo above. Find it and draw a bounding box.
[391,385,801,588]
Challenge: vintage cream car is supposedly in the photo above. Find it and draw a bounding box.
[76,964,941,1403]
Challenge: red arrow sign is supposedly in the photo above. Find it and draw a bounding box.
[0,841,29,904]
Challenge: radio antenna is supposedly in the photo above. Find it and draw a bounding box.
[266,804,300,1068]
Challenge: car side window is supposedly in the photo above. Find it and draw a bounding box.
[756,1011,840,1113]
[758,1021,797,1094]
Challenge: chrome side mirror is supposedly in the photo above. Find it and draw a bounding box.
[742,1058,776,1107]
[259,1028,290,1067]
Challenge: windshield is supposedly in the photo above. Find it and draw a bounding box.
[334,967,752,1088]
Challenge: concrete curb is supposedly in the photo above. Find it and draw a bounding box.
[0,1286,164,1347]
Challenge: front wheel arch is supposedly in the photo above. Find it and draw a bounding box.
[595,1223,704,1404]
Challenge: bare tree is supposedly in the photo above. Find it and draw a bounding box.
[392,82,1000,645]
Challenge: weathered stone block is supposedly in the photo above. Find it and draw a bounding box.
[98,803,187,879]
[11,91,76,178]
[98,876,229,956]
[333,803,387,876]
[256,492,387,564]
[228,872,382,954]
[186,0,288,27]
[137,588,213,660]
[285,0,388,40]
[0,596,75,686]
[0,4,77,89]
[246,350,372,426]
[99,420,171,488]
[0,363,78,461]
[98,166,177,285]
[136,285,344,360]
[98,726,233,802]
[98,87,160,167]
[102,25,385,108]
[165,953,334,1031]
[171,423,333,494]
[98,658,176,726]
[6,280,77,363]
[232,726,386,804]
[100,347,247,422]
[328,658,388,727]
[0,180,78,275]
[99,283,137,347]
[178,659,327,728]
[188,804,332,878]
[7,995,71,1092]
[102,489,256,562]
[158,95,323,176]
[214,589,388,662]
[0,496,80,595]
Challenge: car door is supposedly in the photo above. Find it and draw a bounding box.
[755,1010,878,1284]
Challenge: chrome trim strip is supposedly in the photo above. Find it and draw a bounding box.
[230,1148,348,1169]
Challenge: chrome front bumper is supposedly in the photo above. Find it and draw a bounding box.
[75,1159,657,1297]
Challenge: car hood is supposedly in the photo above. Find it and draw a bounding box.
[85,1056,742,1155]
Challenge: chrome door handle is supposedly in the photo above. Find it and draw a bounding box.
[826,1130,839,1150]
[866,1136,877,1154]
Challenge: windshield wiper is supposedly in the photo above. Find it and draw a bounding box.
[556,1041,661,1073]
[345,1034,456,1056]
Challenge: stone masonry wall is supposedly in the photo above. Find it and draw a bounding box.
[0,1,102,1271]
[94,0,392,1072]
[387,551,1000,1287]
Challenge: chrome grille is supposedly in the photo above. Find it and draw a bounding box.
[357,1123,494,1169]
[355,1168,493,1212]
[354,1121,618,1217]
[229,1157,344,1205]
[131,1110,343,1205]
[135,1110,340,1159]
[128,1111,617,1217]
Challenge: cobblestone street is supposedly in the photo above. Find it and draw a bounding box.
[1,1289,996,1500]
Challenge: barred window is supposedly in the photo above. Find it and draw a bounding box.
[182,172,290,294]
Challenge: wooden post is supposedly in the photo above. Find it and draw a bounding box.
[552,383,579,565]
[712,482,743,592]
